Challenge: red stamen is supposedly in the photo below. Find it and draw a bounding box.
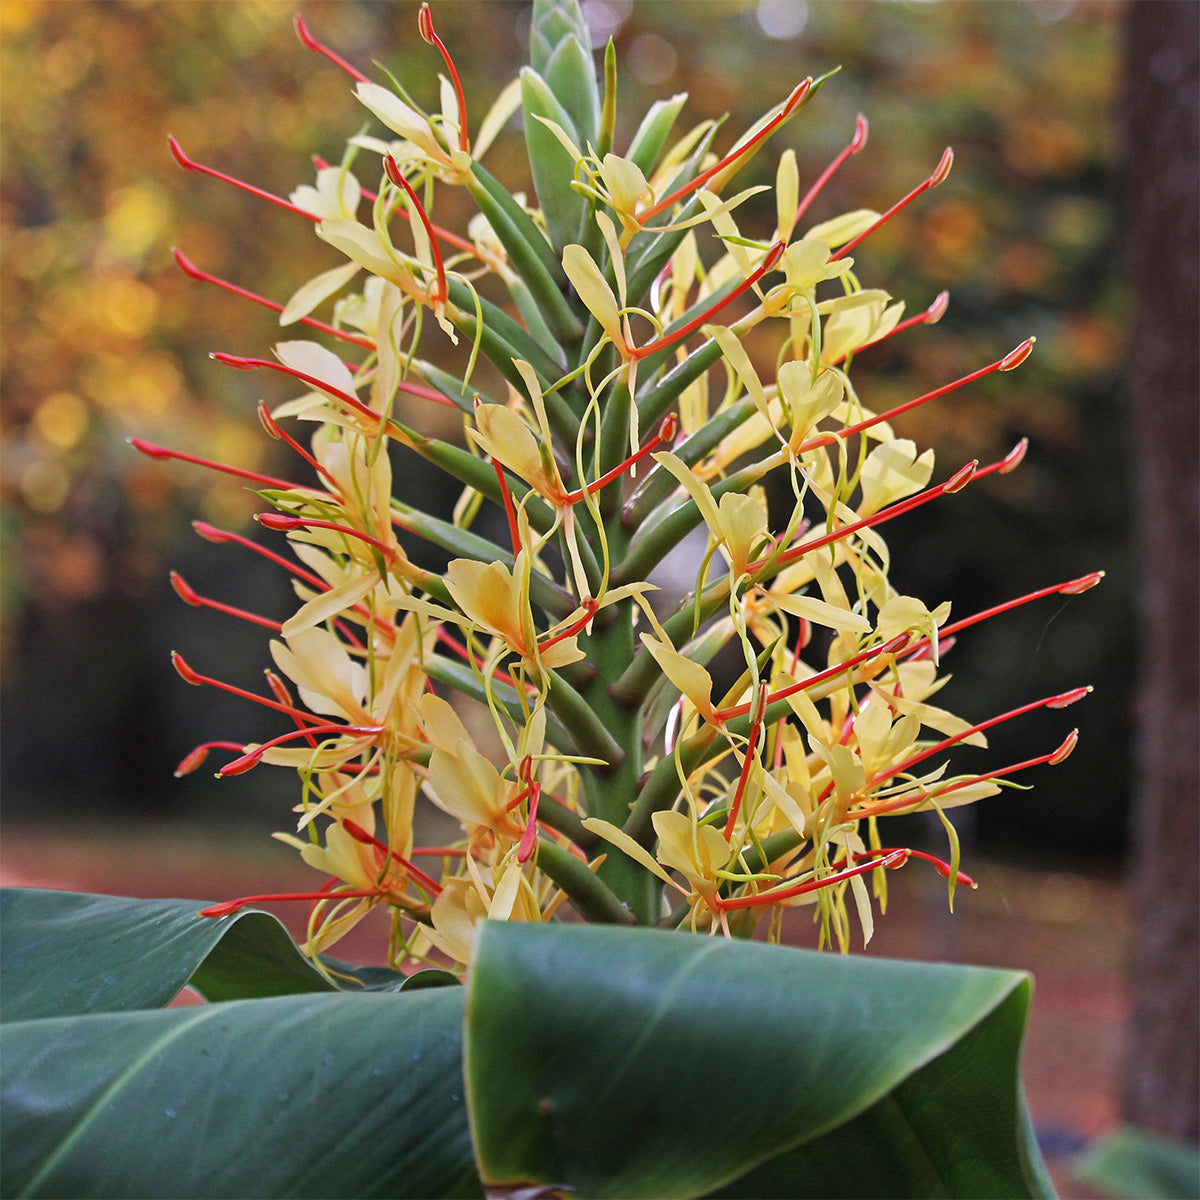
[383,156,448,304]
[254,512,398,564]
[841,290,948,362]
[293,14,369,83]
[716,632,910,723]
[716,848,908,912]
[170,651,330,726]
[538,597,599,651]
[724,681,769,838]
[218,723,385,776]
[264,671,320,746]
[799,339,1034,455]
[200,887,390,919]
[212,352,389,427]
[864,686,1092,792]
[831,147,953,261]
[834,846,975,888]
[902,572,1104,661]
[168,136,321,222]
[518,783,541,862]
[999,336,1036,371]
[630,242,786,362]
[566,414,679,504]
[341,818,443,896]
[639,80,812,225]
[493,457,522,556]
[759,463,977,572]
[170,571,282,631]
[174,741,244,777]
[173,249,375,351]
[193,522,329,592]
[257,403,338,488]
[794,113,868,225]
[418,4,469,153]
[874,728,1079,817]
[129,437,299,491]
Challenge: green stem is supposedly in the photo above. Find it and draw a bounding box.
[535,838,636,925]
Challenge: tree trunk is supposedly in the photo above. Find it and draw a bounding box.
[1120,0,1199,1144]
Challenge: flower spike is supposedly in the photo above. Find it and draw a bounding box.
[152,13,1100,967]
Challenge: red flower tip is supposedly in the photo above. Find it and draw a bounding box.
[211,352,259,371]
[341,818,375,846]
[418,3,435,43]
[1049,729,1079,765]
[218,748,263,776]
[293,14,368,83]
[128,437,170,460]
[1047,685,1092,709]
[257,402,283,440]
[784,77,814,116]
[929,147,954,187]
[658,412,680,443]
[997,438,1029,474]
[175,745,210,777]
[943,461,977,493]
[383,154,404,188]
[169,571,201,606]
[850,113,869,153]
[1062,570,1105,595]
[255,512,304,531]
[999,337,1036,371]
[925,290,950,324]
[172,247,204,279]
[167,134,197,172]
[199,899,247,918]
[762,238,787,272]
[171,651,204,686]
[192,520,231,543]
[934,860,975,886]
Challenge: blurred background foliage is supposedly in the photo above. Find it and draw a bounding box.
[1,0,1129,861]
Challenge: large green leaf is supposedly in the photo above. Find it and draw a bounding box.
[0,990,478,1199]
[465,923,1053,1199]
[0,888,333,1018]
[1073,1127,1200,1200]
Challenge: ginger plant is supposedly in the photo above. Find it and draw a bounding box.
[145,0,1099,974]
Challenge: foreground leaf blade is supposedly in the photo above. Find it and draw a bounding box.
[466,923,1050,1200]
[0,991,478,1200]
[0,888,332,1019]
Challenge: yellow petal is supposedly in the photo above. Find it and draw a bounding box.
[562,244,625,351]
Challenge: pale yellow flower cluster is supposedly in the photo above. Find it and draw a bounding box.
[171,10,1093,972]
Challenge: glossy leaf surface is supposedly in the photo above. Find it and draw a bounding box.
[466,922,1053,1199]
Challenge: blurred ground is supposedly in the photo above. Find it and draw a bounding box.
[1,819,1126,1198]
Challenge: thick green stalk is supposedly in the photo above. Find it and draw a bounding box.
[574,516,661,924]
[534,838,636,925]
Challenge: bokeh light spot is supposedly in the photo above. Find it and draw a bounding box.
[627,33,677,86]
[33,392,89,451]
[757,0,808,40]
